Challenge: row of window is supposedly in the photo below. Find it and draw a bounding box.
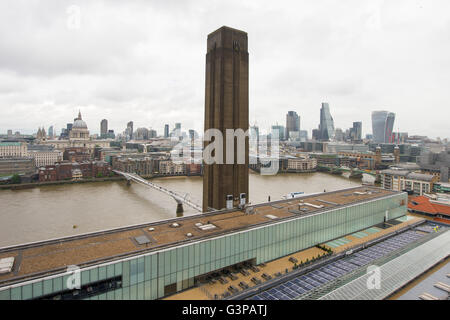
[36,276,122,300]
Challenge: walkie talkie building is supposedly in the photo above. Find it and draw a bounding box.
[372,111,395,143]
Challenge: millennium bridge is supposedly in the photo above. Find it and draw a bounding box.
[113,170,203,213]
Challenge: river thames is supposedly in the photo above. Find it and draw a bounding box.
[0,172,373,247]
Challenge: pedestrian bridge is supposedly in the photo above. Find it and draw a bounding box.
[113,170,203,213]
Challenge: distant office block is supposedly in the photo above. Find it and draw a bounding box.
[350,122,362,142]
[100,119,108,138]
[271,125,285,141]
[48,126,54,139]
[126,121,134,140]
[164,124,169,138]
[286,111,300,140]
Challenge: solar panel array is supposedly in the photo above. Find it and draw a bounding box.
[248,230,425,300]
[320,229,450,300]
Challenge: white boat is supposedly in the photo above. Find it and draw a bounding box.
[284,191,304,199]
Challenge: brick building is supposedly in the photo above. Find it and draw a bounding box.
[38,161,111,182]
[186,163,202,175]
[159,161,186,175]
[63,147,91,163]
[112,156,156,176]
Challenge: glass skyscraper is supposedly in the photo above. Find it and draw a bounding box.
[372,111,396,143]
[351,121,362,142]
[47,126,54,138]
[164,124,169,138]
[271,125,285,141]
[319,103,334,141]
[386,113,395,143]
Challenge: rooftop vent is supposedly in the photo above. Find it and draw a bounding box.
[265,214,278,220]
[419,293,439,300]
[148,227,155,231]
[245,206,255,215]
[170,223,180,228]
[316,199,338,206]
[186,233,193,237]
[300,202,324,209]
[134,235,151,245]
[271,204,283,209]
[197,223,217,231]
[195,223,203,227]
[434,282,450,293]
[0,257,15,274]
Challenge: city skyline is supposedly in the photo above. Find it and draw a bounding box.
[0,1,449,139]
[1,102,445,141]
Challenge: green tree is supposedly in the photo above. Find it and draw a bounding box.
[96,172,104,178]
[11,174,21,184]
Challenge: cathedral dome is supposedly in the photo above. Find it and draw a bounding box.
[73,119,87,129]
[72,110,88,129]
[69,110,90,141]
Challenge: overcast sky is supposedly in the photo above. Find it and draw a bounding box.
[0,0,449,139]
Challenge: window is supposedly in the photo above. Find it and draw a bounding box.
[34,276,122,300]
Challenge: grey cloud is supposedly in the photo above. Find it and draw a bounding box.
[0,0,449,139]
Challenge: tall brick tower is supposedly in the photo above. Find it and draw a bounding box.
[202,26,249,212]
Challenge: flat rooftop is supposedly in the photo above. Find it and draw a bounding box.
[0,186,399,287]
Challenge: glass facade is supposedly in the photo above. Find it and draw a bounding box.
[372,111,396,143]
[0,193,407,300]
[319,103,335,141]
